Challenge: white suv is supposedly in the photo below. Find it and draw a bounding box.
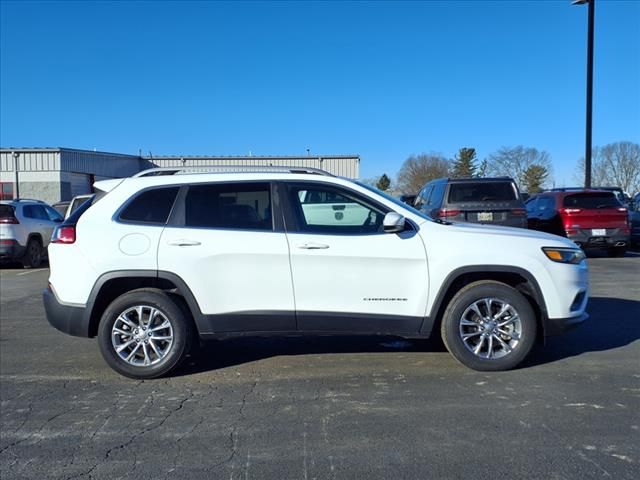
[44,167,589,379]
[0,199,63,267]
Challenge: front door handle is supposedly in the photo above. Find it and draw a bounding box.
[167,239,201,247]
[297,243,330,250]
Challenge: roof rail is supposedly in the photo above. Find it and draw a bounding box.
[547,187,612,192]
[132,165,334,178]
[12,198,45,203]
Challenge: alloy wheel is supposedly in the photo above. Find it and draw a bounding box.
[458,298,522,359]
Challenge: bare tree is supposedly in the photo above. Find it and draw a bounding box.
[574,153,608,187]
[575,141,640,194]
[397,153,450,193]
[486,146,553,189]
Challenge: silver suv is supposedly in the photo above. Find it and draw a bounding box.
[0,199,63,267]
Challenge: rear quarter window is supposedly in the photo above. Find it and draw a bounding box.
[563,193,620,209]
[448,182,517,203]
[119,187,180,224]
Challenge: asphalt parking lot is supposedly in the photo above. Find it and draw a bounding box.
[1,255,639,480]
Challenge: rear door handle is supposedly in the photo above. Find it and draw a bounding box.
[297,243,330,250]
[168,239,201,247]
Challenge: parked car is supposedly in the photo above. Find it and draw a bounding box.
[629,193,640,249]
[44,166,588,379]
[0,199,63,267]
[526,189,630,256]
[548,186,630,208]
[414,177,527,228]
[52,194,94,219]
[398,193,417,206]
[52,201,70,217]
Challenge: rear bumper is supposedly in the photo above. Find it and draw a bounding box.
[544,312,589,336]
[0,242,25,261]
[43,287,91,337]
[567,231,630,249]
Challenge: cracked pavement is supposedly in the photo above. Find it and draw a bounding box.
[1,255,639,479]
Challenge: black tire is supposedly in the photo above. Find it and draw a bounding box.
[98,289,194,379]
[440,281,537,371]
[22,238,42,268]
[608,247,626,257]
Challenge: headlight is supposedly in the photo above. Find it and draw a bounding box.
[542,247,586,264]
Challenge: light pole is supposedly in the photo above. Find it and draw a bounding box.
[12,151,20,199]
[573,0,595,188]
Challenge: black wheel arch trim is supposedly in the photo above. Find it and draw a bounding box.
[83,269,206,337]
[426,265,549,335]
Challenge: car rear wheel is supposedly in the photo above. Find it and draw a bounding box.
[22,238,42,268]
[441,281,537,371]
[98,289,193,379]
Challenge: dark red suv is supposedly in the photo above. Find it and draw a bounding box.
[525,189,630,256]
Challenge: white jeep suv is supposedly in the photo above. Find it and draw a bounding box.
[44,167,589,379]
[1,199,63,267]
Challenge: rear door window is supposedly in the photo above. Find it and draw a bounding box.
[448,182,517,203]
[430,183,446,208]
[182,183,272,230]
[563,193,620,209]
[537,196,555,212]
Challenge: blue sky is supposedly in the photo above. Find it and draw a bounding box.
[1,0,639,185]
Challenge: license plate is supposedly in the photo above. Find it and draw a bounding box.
[478,212,493,221]
[592,229,606,236]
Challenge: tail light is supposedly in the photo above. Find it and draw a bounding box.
[0,239,17,245]
[437,209,461,217]
[511,208,526,215]
[51,225,76,244]
[559,208,582,215]
[0,217,19,224]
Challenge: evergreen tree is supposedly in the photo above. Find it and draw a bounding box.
[451,148,478,178]
[521,164,549,193]
[376,173,391,191]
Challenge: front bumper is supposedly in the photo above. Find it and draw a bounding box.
[544,312,589,336]
[43,286,91,337]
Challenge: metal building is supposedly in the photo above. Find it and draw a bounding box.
[0,148,360,204]
[150,155,360,178]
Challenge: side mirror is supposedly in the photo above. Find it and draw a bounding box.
[383,212,406,233]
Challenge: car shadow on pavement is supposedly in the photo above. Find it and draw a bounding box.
[525,296,640,367]
[174,296,640,376]
[174,335,447,376]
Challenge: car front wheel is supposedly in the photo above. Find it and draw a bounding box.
[441,281,537,371]
[98,289,193,379]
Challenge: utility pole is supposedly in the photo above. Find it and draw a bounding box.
[12,151,20,199]
[573,0,595,188]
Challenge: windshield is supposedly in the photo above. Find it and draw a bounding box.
[355,181,432,221]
